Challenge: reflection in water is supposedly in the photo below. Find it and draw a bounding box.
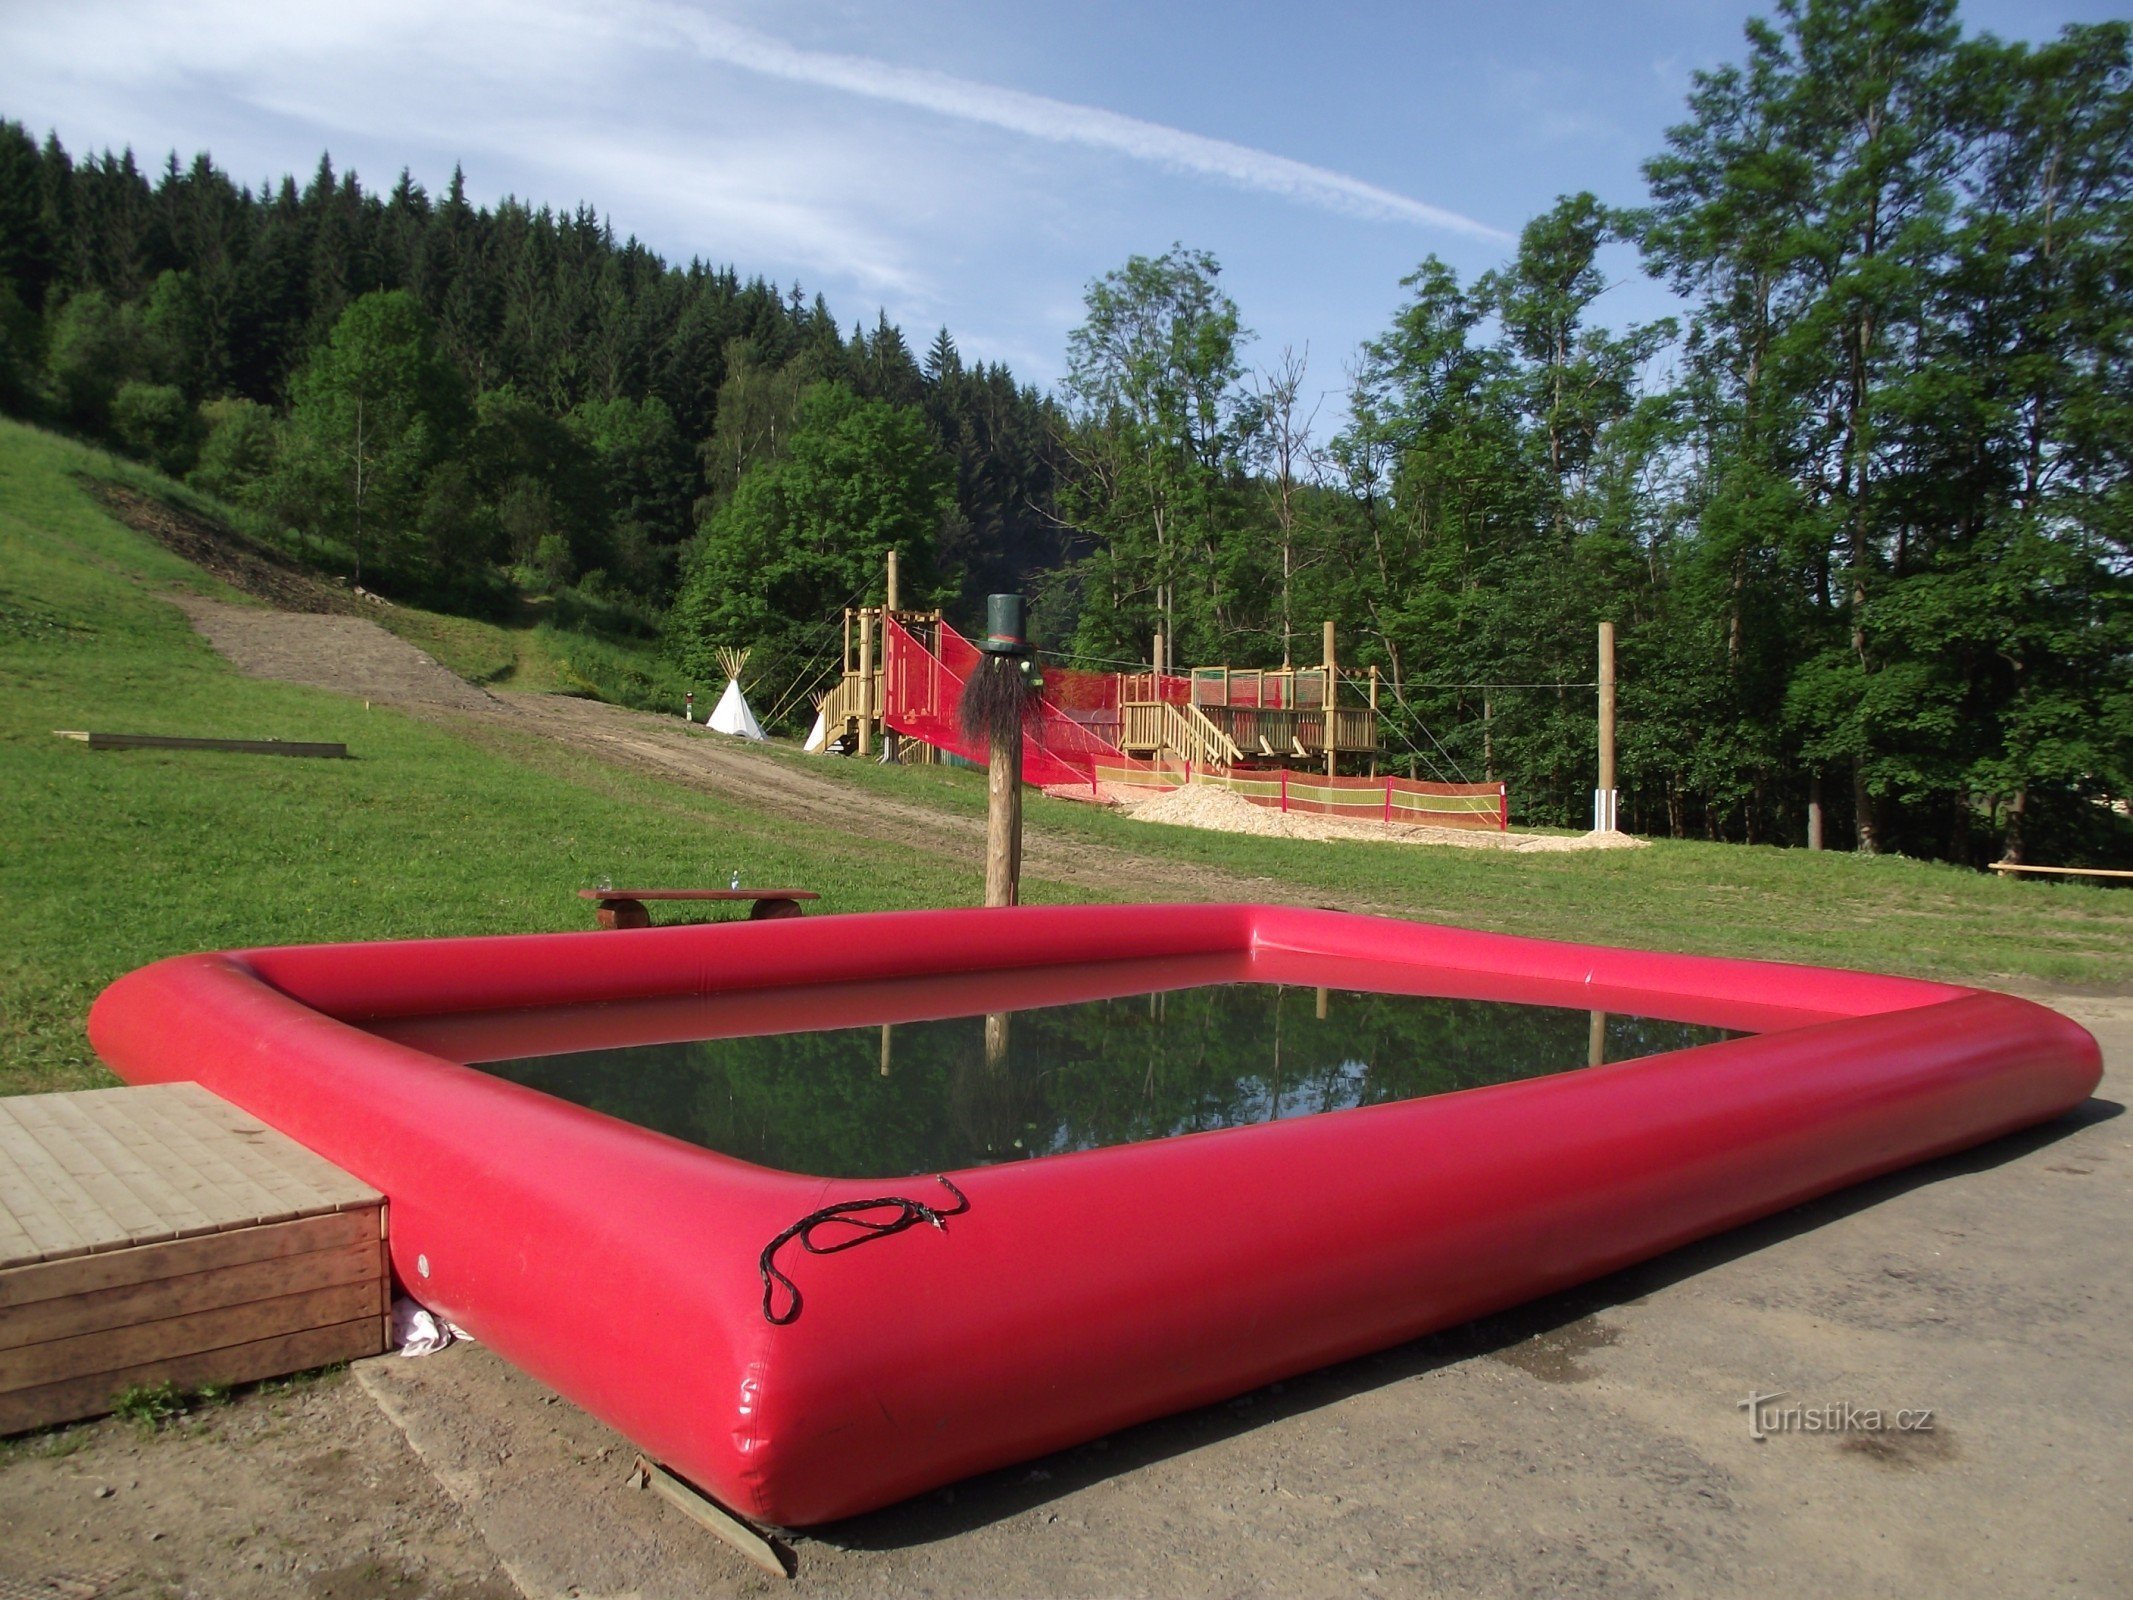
[472,984,1736,1179]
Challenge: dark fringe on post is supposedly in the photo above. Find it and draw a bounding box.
[960,655,1035,749]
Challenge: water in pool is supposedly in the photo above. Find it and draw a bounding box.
[459,983,1734,1178]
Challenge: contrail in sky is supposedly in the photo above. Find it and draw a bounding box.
[652,8,1511,242]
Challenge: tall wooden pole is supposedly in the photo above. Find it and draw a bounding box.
[882,553,902,764]
[1323,620,1337,778]
[1368,665,1380,779]
[857,608,874,757]
[1596,621,1617,832]
[976,594,1029,911]
[986,716,1022,906]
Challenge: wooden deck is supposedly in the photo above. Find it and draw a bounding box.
[0,1083,388,1434]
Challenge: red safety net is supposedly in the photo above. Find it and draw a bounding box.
[883,618,1142,788]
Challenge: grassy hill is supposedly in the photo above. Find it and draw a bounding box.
[1,417,2126,1096]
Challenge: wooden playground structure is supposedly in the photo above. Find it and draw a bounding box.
[804,556,1507,829]
[819,582,1380,776]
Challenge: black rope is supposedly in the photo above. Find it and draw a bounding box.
[758,1176,970,1325]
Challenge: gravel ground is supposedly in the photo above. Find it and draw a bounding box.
[1124,781,1648,850]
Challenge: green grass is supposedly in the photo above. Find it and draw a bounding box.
[1031,796,2131,990]
[752,726,2131,991]
[0,416,2126,1098]
[0,419,1069,1094]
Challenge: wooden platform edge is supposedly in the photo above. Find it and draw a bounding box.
[0,1315,384,1436]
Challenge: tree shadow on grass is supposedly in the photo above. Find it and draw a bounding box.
[804,1093,2121,1552]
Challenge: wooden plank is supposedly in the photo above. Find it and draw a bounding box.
[143,1091,323,1220]
[0,1279,384,1389]
[1987,861,2133,881]
[16,1096,205,1247]
[632,1456,792,1579]
[0,1208,380,1310]
[91,1094,299,1231]
[574,888,820,903]
[168,1088,378,1213]
[0,1105,109,1265]
[0,1086,378,1271]
[0,1316,383,1437]
[70,731,349,759]
[0,1237,382,1352]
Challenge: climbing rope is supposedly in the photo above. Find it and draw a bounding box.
[758,1176,971,1325]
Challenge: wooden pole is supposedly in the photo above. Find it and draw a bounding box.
[1588,1011,1607,1068]
[1596,621,1616,832]
[1368,664,1379,778]
[1315,986,1328,1021]
[1807,773,1825,851]
[857,608,874,757]
[883,554,902,763]
[880,1024,892,1077]
[843,608,852,675]
[986,718,1022,906]
[1323,620,1337,778]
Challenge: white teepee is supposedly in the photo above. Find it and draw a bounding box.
[802,693,828,753]
[705,648,767,741]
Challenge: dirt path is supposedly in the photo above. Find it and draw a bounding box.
[173,596,1286,904]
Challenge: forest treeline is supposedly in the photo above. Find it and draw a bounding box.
[0,0,2126,864]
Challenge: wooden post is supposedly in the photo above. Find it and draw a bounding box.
[1323,621,1337,778]
[1315,986,1328,1021]
[843,608,852,675]
[1807,773,1825,851]
[1588,1012,1607,1068]
[1153,631,1166,679]
[986,715,1021,906]
[883,554,902,763]
[1596,621,1616,832]
[1368,665,1380,778]
[880,1024,892,1077]
[857,609,874,757]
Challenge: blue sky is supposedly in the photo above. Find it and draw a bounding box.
[1,0,2118,415]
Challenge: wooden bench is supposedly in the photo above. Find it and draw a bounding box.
[578,888,820,929]
[1,1083,388,1435]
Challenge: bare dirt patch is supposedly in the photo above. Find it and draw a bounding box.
[174,595,503,715]
[0,1372,515,1600]
[85,484,360,617]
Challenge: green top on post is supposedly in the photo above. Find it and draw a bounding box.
[980,593,1030,656]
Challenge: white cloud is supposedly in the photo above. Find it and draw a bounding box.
[640,4,1512,241]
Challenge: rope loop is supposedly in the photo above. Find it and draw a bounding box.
[758,1176,970,1325]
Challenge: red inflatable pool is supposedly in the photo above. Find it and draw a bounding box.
[88,904,2098,1526]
